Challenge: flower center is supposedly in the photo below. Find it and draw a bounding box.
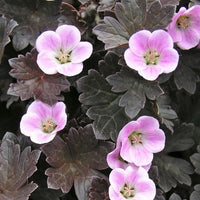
[56,49,71,64]
[120,183,135,199]
[143,49,160,65]
[42,119,57,133]
[128,131,143,145]
[176,15,190,29]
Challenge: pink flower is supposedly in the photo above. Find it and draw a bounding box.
[124,30,179,81]
[118,116,165,166]
[168,6,200,50]
[36,25,93,76]
[109,166,156,200]
[107,142,151,171]
[20,100,67,144]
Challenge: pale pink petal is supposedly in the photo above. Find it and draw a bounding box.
[109,187,124,200]
[20,113,41,136]
[159,48,179,73]
[135,179,156,199]
[121,143,153,166]
[36,31,61,53]
[133,194,147,200]
[149,30,173,52]
[57,62,83,77]
[52,102,67,131]
[186,5,200,28]
[129,30,151,56]
[137,116,160,133]
[109,168,125,192]
[56,25,81,52]
[143,129,165,153]
[138,66,163,81]
[30,131,57,144]
[177,28,200,49]
[37,51,59,75]
[124,49,147,71]
[71,42,93,63]
[27,100,52,120]
[125,166,149,184]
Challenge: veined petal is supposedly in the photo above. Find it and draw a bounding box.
[129,30,151,56]
[30,131,57,144]
[138,65,163,81]
[71,42,93,63]
[57,62,83,76]
[56,25,81,52]
[109,187,124,200]
[37,51,58,75]
[36,31,61,53]
[124,49,146,71]
[149,30,173,52]
[159,48,179,73]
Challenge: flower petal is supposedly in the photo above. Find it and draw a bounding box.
[129,30,151,56]
[71,42,93,63]
[177,28,200,50]
[52,102,67,131]
[159,48,179,73]
[137,116,160,133]
[37,51,58,75]
[56,25,81,52]
[124,49,147,71]
[20,113,41,136]
[143,129,165,153]
[149,30,173,52]
[27,100,52,120]
[36,31,61,53]
[138,66,163,81]
[30,131,57,144]
[56,62,83,76]
[109,168,125,192]
[109,186,124,200]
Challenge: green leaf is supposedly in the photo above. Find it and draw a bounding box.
[190,146,200,175]
[77,69,130,141]
[106,68,163,119]
[0,135,41,200]
[41,124,114,193]
[7,49,70,105]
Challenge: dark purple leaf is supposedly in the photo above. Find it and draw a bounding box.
[88,176,110,200]
[154,95,178,132]
[0,135,41,200]
[93,0,175,49]
[77,69,130,140]
[0,0,61,51]
[0,15,17,63]
[97,0,115,12]
[106,68,163,118]
[7,49,70,105]
[190,145,200,175]
[159,0,180,6]
[41,124,114,193]
[169,193,182,200]
[190,185,200,200]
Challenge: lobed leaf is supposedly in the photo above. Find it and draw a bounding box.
[169,193,182,200]
[41,124,114,193]
[190,145,200,175]
[97,0,115,12]
[77,69,130,141]
[190,185,200,200]
[0,135,41,200]
[7,49,70,105]
[106,68,163,119]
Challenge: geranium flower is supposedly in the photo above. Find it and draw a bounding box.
[118,116,165,166]
[109,166,156,200]
[20,100,67,144]
[167,6,200,50]
[36,25,93,76]
[124,30,179,81]
[107,142,151,171]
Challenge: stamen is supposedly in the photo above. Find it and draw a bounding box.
[42,119,57,133]
[120,183,135,198]
[128,131,143,145]
[56,49,71,64]
[177,15,190,29]
[143,49,160,65]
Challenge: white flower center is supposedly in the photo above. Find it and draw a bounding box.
[56,49,71,64]
[143,49,160,65]
[176,15,190,29]
[42,119,57,133]
[120,183,135,199]
[128,131,143,145]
